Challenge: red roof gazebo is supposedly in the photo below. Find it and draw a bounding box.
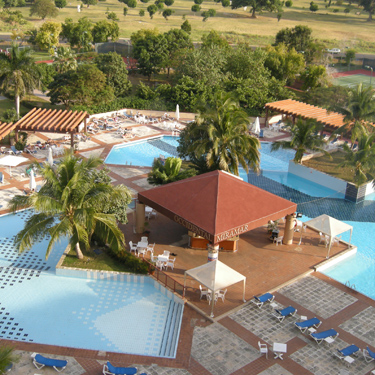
[138,170,297,246]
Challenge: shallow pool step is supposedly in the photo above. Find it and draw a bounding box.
[158,300,184,358]
[148,139,178,158]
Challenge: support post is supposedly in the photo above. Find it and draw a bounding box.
[70,133,74,149]
[283,214,296,245]
[135,201,145,234]
[265,107,269,127]
[207,243,219,262]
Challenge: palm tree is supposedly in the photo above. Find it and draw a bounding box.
[188,92,260,176]
[271,118,328,163]
[53,46,78,74]
[147,157,196,185]
[8,152,130,259]
[335,83,375,144]
[0,346,18,374]
[0,44,41,119]
[340,129,375,188]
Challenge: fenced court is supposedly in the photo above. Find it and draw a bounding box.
[332,69,374,88]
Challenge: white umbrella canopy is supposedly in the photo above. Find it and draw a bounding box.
[0,155,29,176]
[176,104,180,121]
[29,169,36,191]
[47,147,53,167]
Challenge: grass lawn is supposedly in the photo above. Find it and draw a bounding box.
[3,0,375,51]
[62,246,136,272]
[303,150,356,183]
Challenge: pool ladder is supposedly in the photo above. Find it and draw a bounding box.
[345,281,356,290]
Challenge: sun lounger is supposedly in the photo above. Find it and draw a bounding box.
[334,344,360,360]
[102,361,137,375]
[10,145,22,155]
[251,293,275,308]
[0,172,4,183]
[363,346,375,362]
[273,306,297,322]
[310,328,338,344]
[294,317,321,333]
[31,353,68,372]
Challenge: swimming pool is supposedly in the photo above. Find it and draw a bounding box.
[0,210,183,357]
[105,137,375,300]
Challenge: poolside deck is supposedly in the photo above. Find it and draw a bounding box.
[0,115,373,375]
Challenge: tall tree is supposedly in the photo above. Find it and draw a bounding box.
[53,46,77,73]
[147,157,196,185]
[358,0,375,21]
[8,152,130,259]
[181,92,260,175]
[275,25,313,52]
[0,44,40,118]
[30,0,58,19]
[335,83,375,143]
[231,0,282,18]
[271,118,328,163]
[35,21,62,53]
[131,29,168,80]
[340,129,375,187]
[48,64,114,108]
[92,20,119,43]
[61,17,93,51]
[94,52,132,97]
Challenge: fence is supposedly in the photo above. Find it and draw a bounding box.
[142,258,186,297]
[95,41,133,57]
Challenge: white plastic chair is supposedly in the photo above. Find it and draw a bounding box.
[163,250,170,258]
[332,236,341,246]
[166,257,176,270]
[128,241,137,254]
[199,285,210,300]
[258,341,268,359]
[273,236,283,246]
[137,248,146,257]
[141,236,148,243]
[215,289,227,303]
[146,243,155,254]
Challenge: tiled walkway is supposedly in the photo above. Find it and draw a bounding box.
[0,118,374,374]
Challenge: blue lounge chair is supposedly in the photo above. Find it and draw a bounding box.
[310,328,338,344]
[334,344,359,360]
[10,145,22,155]
[251,293,275,308]
[363,346,375,362]
[0,172,3,184]
[272,306,297,322]
[294,317,322,333]
[103,361,137,375]
[32,353,67,372]
[259,129,264,138]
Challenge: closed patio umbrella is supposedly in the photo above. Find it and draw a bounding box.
[176,104,180,121]
[29,169,36,191]
[253,117,261,134]
[47,147,53,167]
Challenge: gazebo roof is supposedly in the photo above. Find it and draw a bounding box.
[265,99,345,130]
[138,170,297,243]
[0,108,89,140]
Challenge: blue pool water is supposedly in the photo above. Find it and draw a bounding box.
[0,210,182,357]
[105,136,180,166]
[105,137,375,300]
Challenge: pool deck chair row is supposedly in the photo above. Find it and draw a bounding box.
[364,346,375,362]
[31,353,68,372]
[294,317,322,333]
[310,329,339,345]
[251,293,275,308]
[273,306,297,322]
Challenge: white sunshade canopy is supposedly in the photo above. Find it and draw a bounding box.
[304,214,353,258]
[0,155,29,176]
[184,260,246,317]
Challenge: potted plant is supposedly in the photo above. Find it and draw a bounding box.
[0,345,19,374]
[267,220,279,234]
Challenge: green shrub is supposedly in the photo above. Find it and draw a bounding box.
[139,8,145,15]
[285,0,292,6]
[127,0,136,7]
[191,4,200,11]
[332,8,339,12]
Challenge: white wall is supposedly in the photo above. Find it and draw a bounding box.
[288,161,347,192]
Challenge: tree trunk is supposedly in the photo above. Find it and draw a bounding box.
[15,95,20,119]
[367,13,373,21]
[75,243,84,259]
[251,8,257,18]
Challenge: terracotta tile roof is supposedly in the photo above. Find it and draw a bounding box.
[265,99,345,129]
[0,108,89,140]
